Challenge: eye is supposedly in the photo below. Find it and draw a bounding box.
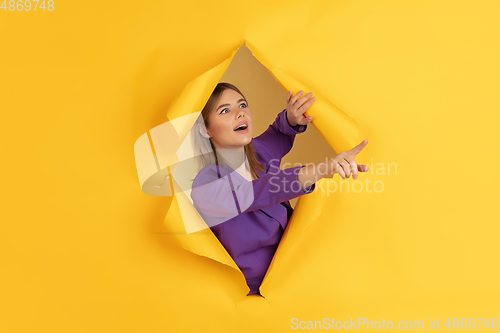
[219,103,247,115]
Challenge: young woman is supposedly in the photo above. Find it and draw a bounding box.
[190,82,369,296]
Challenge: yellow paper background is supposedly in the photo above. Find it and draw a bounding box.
[2,0,500,332]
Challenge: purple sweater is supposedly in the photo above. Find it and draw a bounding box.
[191,109,316,295]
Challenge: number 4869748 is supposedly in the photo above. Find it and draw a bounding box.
[1,0,55,11]
[445,318,498,329]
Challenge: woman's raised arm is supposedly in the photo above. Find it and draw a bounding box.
[191,163,315,227]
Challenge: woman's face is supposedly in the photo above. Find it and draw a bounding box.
[205,89,253,151]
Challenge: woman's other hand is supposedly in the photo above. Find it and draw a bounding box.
[286,90,315,127]
[296,139,370,191]
[328,139,369,179]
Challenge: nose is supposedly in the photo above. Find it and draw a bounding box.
[236,108,245,118]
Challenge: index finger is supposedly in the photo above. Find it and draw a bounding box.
[348,139,368,156]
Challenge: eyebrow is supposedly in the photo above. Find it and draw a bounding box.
[216,99,246,112]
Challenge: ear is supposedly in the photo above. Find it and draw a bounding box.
[197,123,211,138]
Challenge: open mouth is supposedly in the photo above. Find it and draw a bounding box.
[233,124,248,131]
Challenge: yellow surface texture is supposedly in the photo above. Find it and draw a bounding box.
[1,0,500,332]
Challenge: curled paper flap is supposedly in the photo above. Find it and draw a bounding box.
[133,40,360,288]
[134,42,245,273]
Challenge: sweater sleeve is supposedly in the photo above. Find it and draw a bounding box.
[191,164,315,226]
[252,109,307,162]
